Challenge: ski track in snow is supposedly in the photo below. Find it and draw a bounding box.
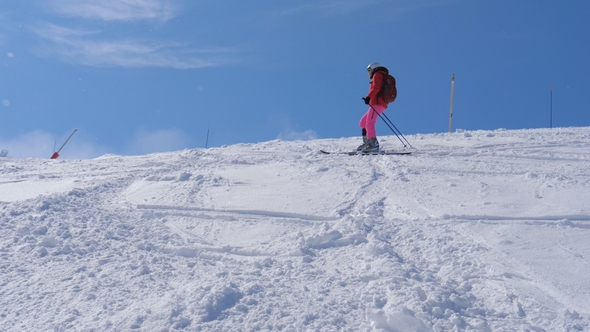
[1,127,589,331]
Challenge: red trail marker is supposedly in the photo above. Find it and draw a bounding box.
[51,129,78,159]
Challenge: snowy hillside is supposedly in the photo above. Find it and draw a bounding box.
[1,127,589,331]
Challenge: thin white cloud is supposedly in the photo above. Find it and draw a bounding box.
[126,128,190,155]
[45,0,179,22]
[0,130,107,159]
[277,129,318,141]
[32,23,241,69]
[281,0,457,16]
[0,130,55,159]
[280,0,382,16]
[0,128,189,159]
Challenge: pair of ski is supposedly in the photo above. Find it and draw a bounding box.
[320,149,411,156]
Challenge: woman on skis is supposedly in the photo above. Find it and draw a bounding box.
[358,62,390,153]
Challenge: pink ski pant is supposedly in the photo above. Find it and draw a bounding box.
[359,104,386,139]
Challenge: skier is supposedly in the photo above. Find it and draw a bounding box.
[358,62,390,152]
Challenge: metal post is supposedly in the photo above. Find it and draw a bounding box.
[205,124,210,148]
[550,82,553,129]
[448,74,455,132]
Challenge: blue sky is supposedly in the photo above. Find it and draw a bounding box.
[1,0,589,158]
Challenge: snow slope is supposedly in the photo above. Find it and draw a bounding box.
[1,127,589,331]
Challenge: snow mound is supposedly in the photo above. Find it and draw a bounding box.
[1,127,589,331]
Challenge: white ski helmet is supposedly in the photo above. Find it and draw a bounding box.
[367,62,383,73]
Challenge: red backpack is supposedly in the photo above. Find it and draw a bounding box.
[381,74,397,104]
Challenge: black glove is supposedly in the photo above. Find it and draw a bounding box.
[362,97,370,105]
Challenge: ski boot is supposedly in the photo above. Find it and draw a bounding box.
[361,138,379,154]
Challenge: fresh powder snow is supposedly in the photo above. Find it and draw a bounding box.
[1,127,589,331]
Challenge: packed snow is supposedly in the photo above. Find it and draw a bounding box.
[1,127,589,331]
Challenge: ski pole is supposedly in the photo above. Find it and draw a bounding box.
[369,105,412,148]
[367,104,400,140]
[370,105,412,147]
[379,111,413,148]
